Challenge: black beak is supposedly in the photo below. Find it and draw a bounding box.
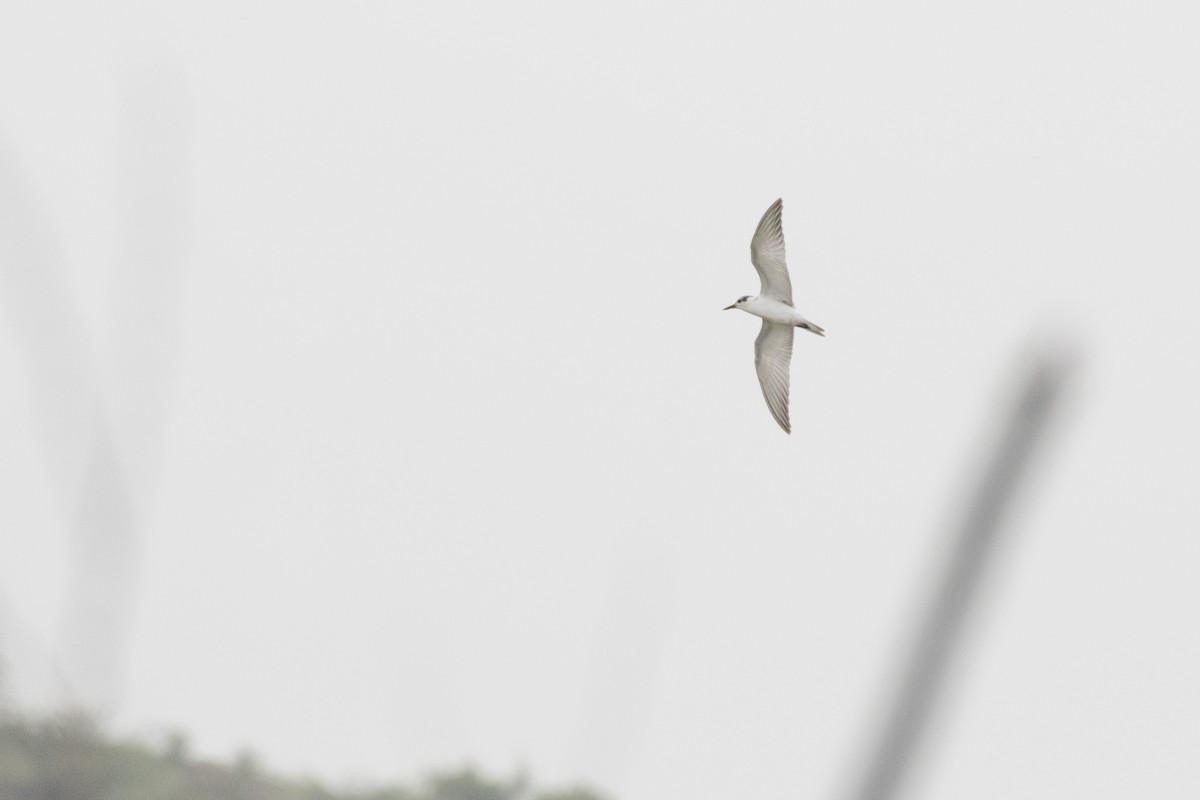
[723,304,736,310]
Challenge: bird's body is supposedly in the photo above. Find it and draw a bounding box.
[734,295,818,327]
[724,198,823,434]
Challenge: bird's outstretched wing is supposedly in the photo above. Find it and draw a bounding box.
[754,320,794,434]
[750,197,793,304]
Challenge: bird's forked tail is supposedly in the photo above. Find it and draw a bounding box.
[799,320,825,337]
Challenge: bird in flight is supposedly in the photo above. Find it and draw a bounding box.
[724,198,824,434]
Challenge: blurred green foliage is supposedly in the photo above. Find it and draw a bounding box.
[0,710,608,800]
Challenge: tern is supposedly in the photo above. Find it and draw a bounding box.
[724,198,824,434]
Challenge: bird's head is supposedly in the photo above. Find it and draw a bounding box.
[724,295,754,311]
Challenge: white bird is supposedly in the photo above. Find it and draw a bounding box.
[724,198,824,434]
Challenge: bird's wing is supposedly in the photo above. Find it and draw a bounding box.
[750,198,793,304]
[754,320,794,434]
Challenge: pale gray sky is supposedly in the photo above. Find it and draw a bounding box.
[1,2,1199,799]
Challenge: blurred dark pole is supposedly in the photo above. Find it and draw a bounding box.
[0,130,94,708]
[568,539,672,789]
[0,66,188,712]
[844,346,1078,800]
[59,67,189,712]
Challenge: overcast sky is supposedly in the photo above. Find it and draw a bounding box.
[2,2,1199,799]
